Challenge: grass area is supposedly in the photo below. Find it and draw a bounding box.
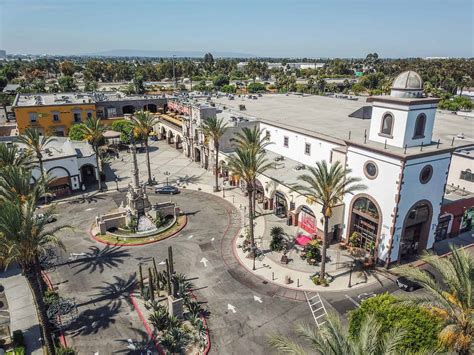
[95,215,187,245]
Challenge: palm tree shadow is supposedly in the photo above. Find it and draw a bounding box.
[67,302,121,337]
[176,174,201,185]
[77,273,136,308]
[70,245,131,275]
[114,327,155,354]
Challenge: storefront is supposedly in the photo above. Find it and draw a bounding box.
[49,176,71,197]
[254,180,265,204]
[298,206,317,235]
[274,191,288,218]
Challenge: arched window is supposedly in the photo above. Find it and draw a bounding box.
[380,113,394,136]
[413,113,426,138]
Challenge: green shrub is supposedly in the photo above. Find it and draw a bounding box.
[43,289,59,307]
[56,347,77,355]
[247,82,266,93]
[269,226,285,251]
[349,293,443,353]
[12,330,24,347]
[68,124,87,141]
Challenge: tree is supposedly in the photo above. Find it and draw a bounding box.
[398,246,474,354]
[133,74,145,94]
[247,82,266,93]
[0,93,13,122]
[84,80,99,92]
[0,170,70,355]
[111,119,134,144]
[68,123,87,141]
[201,117,228,191]
[221,84,236,94]
[349,293,443,353]
[76,117,106,191]
[0,143,33,170]
[59,60,75,76]
[58,75,77,92]
[16,128,56,179]
[294,161,365,281]
[131,111,159,184]
[268,312,406,355]
[227,127,273,270]
[212,74,230,90]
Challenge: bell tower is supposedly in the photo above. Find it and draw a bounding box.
[368,71,439,148]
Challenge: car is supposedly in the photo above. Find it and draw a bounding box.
[36,213,57,224]
[154,186,179,195]
[396,269,435,292]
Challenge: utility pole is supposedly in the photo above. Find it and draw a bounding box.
[172,55,177,91]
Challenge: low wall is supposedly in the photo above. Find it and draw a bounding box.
[97,211,127,234]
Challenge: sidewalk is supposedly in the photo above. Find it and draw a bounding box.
[0,266,43,355]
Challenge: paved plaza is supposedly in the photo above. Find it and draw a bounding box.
[37,139,415,354]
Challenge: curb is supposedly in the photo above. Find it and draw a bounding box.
[89,215,188,247]
[41,271,67,347]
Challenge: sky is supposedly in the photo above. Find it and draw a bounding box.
[1,0,472,58]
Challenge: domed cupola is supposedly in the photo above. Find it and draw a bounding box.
[390,71,424,98]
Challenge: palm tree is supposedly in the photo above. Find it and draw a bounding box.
[0,166,51,204]
[77,117,106,191]
[0,143,33,170]
[268,312,406,355]
[294,161,365,281]
[131,110,159,185]
[0,195,71,355]
[227,141,273,270]
[16,128,56,179]
[398,245,473,354]
[201,116,228,191]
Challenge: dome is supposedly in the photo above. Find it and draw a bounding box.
[390,71,424,98]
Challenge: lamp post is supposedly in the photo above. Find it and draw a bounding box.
[115,177,119,191]
[222,180,226,198]
[164,171,171,186]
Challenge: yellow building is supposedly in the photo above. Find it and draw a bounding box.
[13,93,96,136]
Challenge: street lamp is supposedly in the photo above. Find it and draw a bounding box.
[164,171,171,186]
[222,180,226,198]
[115,177,119,191]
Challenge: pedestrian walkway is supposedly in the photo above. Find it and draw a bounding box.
[0,266,43,355]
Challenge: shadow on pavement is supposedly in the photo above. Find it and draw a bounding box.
[70,246,131,275]
[67,302,120,337]
[77,273,136,308]
[114,327,155,354]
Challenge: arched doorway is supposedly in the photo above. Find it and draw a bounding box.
[175,135,182,150]
[80,164,97,188]
[297,205,317,235]
[399,201,432,261]
[167,131,174,145]
[254,179,264,204]
[143,103,157,113]
[160,127,166,140]
[274,191,288,218]
[122,105,135,115]
[194,147,201,162]
[348,195,381,253]
[47,166,72,197]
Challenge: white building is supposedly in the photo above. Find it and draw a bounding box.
[193,71,473,266]
[4,137,98,196]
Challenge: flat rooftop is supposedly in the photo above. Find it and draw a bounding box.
[209,94,474,158]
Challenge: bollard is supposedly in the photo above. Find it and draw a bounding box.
[272,272,274,281]
[297,278,300,287]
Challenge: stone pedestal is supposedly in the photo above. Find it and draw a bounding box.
[168,296,184,319]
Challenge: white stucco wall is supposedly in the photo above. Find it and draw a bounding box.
[260,122,339,166]
[342,146,404,262]
[447,152,474,193]
[369,102,437,148]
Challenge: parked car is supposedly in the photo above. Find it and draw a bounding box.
[36,213,57,224]
[155,186,179,195]
[396,269,435,292]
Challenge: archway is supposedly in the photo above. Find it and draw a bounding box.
[80,164,97,188]
[122,105,135,115]
[399,200,432,261]
[167,131,174,144]
[160,126,166,140]
[194,147,201,163]
[254,179,265,204]
[47,166,72,197]
[347,194,382,254]
[175,135,182,150]
[435,213,453,242]
[143,103,157,113]
[274,191,288,218]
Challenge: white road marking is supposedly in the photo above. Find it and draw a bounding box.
[85,207,96,211]
[211,237,215,242]
[227,304,237,313]
[253,295,263,303]
[200,257,209,267]
[158,260,166,265]
[357,292,376,301]
[187,235,194,240]
[344,294,360,307]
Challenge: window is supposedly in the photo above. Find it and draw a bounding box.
[364,161,378,179]
[29,112,37,123]
[283,136,289,148]
[52,112,60,122]
[304,143,311,155]
[73,112,82,123]
[87,111,93,119]
[265,130,271,140]
[413,113,426,138]
[380,113,394,136]
[419,165,433,184]
[107,107,117,117]
[460,169,474,182]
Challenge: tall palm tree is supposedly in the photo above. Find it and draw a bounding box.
[77,117,106,191]
[201,116,228,191]
[0,166,51,204]
[0,185,71,355]
[227,143,273,270]
[131,110,159,185]
[16,128,56,178]
[268,312,406,355]
[0,142,33,170]
[294,161,365,281]
[398,246,473,354]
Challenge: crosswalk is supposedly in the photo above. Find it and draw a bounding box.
[304,291,328,328]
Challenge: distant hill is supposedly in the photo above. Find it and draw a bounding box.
[84,49,256,58]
